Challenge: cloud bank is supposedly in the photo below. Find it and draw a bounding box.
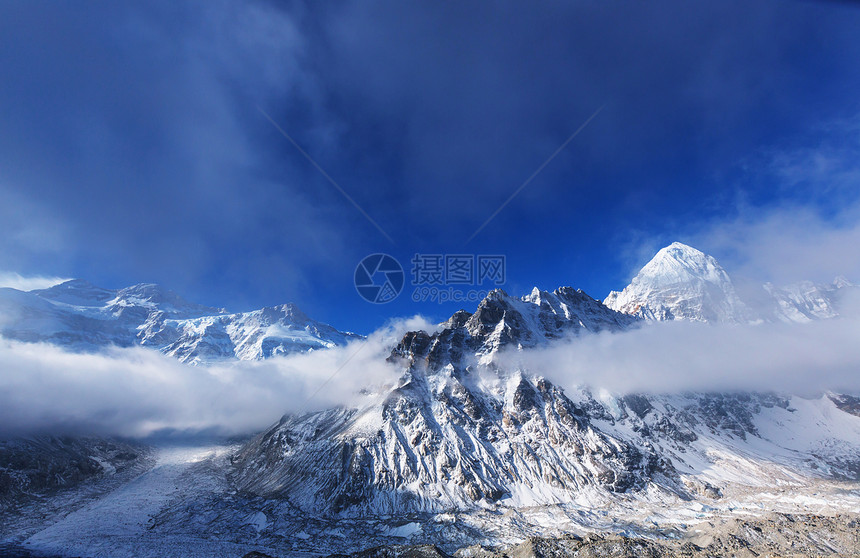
[4,285,860,439]
[0,272,70,292]
[0,330,413,439]
[509,292,860,397]
[0,314,440,438]
[688,193,860,289]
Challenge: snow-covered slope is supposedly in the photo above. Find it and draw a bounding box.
[435,286,640,362]
[230,285,860,522]
[605,242,857,324]
[764,277,856,323]
[150,303,360,363]
[0,279,360,363]
[604,242,751,323]
[230,288,660,516]
[5,281,860,556]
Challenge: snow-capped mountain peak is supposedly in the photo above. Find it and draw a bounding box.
[384,286,637,374]
[633,242,729,287]
[31,278,116,306]
[230,280,860,526]
[437,286,638,361]
[604,242,750,323]
[0,279,359,363]
[833,275,853,289]
[7,273,860,555]
[605,242,857,324]
[764,276,857,323]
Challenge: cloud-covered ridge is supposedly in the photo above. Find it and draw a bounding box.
[508,292,860,397]
[0,316,436,438]
[0,272,70,291]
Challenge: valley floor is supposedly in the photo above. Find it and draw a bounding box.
[1,444,276,558]
[2,442,860,557]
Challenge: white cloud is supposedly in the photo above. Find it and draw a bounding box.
[0,272,70,291]
[508,293,860,397]
[609,114,860,290]
[687,202,860,288]
[697,115,860,286]
[0,319,419,437]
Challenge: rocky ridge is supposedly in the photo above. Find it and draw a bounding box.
[0,279,360,364]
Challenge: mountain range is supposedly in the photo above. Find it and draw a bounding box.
[0,242,854,365]
[225,246,859,521]
[2,242,860,557]
[0,279,360,364]
[604,241,855,323]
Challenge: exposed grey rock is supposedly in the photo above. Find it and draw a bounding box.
[0,436,147,508]
[339,513,860,558]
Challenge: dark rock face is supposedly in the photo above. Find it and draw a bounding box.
[682,393,790,440]
[0,436,145,507]
[622,394,653,419]
[323,513,860,558]
[231,289,681,517]
[830,393,860,418]
[227,286,856,521]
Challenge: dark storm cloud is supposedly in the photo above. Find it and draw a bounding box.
[0,1,348,299]
[1,1,859,326]
[300,1,860,238]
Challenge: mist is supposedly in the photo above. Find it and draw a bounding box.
[4,275,860,439]
[0,272,70,292]
[507,291,860,397]
[0,316,436,438]
[692,204,860,288]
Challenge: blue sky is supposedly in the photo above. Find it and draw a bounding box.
[1,1,860,334]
